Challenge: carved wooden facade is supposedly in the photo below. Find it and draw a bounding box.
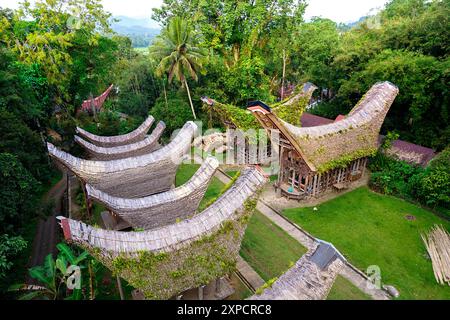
[249,82,399,200]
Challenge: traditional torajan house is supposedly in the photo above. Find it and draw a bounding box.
[85,157,220,230]
[75,121,166,160]
[249,241,346,300]
[57,167,267,299]
[248,81,400,200]
[80,84,114,114]
[48,121,197,198]
[75,115,155,148]
[199,83,319,165]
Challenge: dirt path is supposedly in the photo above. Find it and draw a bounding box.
[26,173,67,285]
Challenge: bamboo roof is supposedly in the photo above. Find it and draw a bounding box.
[75,121,166,160]
[249,82,399,172]
[86,156,220,230]
[76,115,155,147]
[250,242,344,300]
[58,167,267,256]
[48,121,197,198]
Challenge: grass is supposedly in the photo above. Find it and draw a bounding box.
[327,276,372,300]
[240,211,307,282]
[226,274,253,300]
[175,163,225,211]
[91,202,107,227]
[283,186,450,300]
[174,164,371,300]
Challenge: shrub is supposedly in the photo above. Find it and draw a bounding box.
[369,150,450,214]
[150,93,194,136]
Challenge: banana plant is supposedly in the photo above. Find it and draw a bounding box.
[11,242,96,300]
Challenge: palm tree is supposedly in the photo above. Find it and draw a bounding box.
[150,17,206,119]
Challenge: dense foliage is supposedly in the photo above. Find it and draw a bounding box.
[306,0,449,150]
[0,0,448,299]
[369,149,450,215]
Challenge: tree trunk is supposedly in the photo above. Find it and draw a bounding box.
[184,79,197,119]
[163,79,168,112]
[281,49,286,100]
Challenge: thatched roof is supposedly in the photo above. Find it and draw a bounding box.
[75,121,166,160]
[249,82,399,172]
[48,122,197,198]
[86,157,220,230]
[76,115,155,147]
[58,167,266,256]
[249,242,345,300]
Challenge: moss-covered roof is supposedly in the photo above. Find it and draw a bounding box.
[249,82,399,172]
[201,82,317,129]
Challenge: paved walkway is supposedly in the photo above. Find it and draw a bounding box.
[216,169,391,300]
[235,256,265,292]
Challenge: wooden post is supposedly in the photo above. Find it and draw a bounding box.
[312,174,318,197]
[362,158,368,176]
[117,275,125,300]
[216,278,222,295]
[81,181,92,219]
[198,285,206,300]
[281,49,286,100]
[67,172,71,219]
[317,174,320,194]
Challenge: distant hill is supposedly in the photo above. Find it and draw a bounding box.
[111,16,160,48]
[338,16,370,32]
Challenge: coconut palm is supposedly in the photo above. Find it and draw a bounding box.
[150,16,206,119]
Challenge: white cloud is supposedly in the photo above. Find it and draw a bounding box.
[101,0,162,18]
[0,0,163,17]
[304,0,389,23]
[1,0,389,24]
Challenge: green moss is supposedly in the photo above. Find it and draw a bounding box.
[255,277,278,295]
[317,148,377,173]
[208,101,260,131]
[272,95,309,126]
[94,195,260,300]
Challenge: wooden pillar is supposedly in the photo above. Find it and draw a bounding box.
[317,174,322,195]
[304,175,309,194]
[278,146,284,185]
[117,275,125,301]
[66,173,71,219]
[81,180,92,219]
[216,277,222,295]
[326,172,330,190]
[312,174,318,197]
[362,158,368,176]
[198,285,206,300]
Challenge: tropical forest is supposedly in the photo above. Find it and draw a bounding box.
[0,0,449,305]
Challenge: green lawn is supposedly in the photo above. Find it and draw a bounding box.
[176,164,371,299]
[240,211,307,281]
[283,186,450,300]
[327,276,372,300]
[175,163,225,211]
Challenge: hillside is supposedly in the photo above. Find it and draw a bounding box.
[111,16,160,48]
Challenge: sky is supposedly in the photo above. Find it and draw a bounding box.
[1,0,389,24]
